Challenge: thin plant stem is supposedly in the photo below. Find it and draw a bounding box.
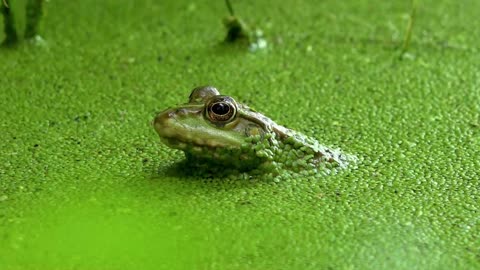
[400,0,418,56]
[225,0,235,16]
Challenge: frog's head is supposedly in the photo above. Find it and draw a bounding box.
[153,86,272,166]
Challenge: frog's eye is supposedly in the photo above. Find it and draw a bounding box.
[206,96,237,123]
[189,86,220,103]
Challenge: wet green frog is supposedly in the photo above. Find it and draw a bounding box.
[153,86,354,174]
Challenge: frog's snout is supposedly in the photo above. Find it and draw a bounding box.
[153,109,171,137]
[153,107,195,139]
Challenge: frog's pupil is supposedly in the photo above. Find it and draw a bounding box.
[212,103,230,115]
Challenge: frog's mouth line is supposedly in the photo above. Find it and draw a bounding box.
[157,126,243,150]
[154,112,246,149]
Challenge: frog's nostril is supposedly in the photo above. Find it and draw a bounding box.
[175,108,188,115]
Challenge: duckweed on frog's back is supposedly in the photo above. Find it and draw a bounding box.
[153,86,356,177]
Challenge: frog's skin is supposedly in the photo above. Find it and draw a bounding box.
[154,86,353,173]
[1,0,44,46]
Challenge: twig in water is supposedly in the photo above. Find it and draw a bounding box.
[400,0,418,56]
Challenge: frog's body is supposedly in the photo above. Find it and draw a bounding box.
[154,86,353,173]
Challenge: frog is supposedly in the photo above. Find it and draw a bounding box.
[153,86,355,174]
